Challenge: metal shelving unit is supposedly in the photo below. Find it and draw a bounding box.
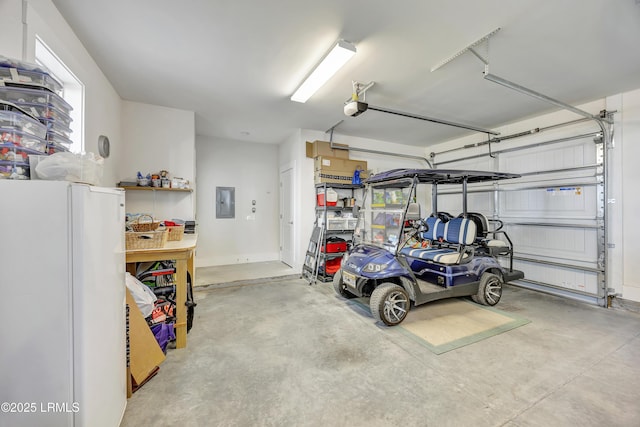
[302,183,362,284]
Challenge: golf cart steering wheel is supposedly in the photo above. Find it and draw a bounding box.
[401,218,430,249]
[411,218,429,233]
[404,218,429,240]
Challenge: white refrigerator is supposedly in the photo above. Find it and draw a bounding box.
[0,181,127,427]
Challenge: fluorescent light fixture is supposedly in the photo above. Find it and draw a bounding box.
[290,39,356,103]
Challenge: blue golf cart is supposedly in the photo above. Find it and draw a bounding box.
[333,168,525,326]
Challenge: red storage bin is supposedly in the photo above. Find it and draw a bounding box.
[324,257,342,274]
[321,237,347,253]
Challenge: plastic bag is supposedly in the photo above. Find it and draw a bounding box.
[125,272,157,318]
[34,151,104,185]
[150,323,175,354]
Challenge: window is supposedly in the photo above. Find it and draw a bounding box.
[34,36,84,153]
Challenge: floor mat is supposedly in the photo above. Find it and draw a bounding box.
[352,297,530,355]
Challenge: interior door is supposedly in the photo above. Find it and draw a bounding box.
[280,166,295,267]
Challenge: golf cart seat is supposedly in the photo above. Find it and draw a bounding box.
[465,212,510,255]
[465,212,489,239]
[423,216,444,240]
[401,217,477,265]
[436,211,454,222]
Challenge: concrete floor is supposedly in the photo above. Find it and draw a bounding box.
[121,269,640,427]
[195,261,296,287]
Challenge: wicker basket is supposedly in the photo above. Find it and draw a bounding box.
[129,214,161,232]
[125,229,168,250]
[166,224,185,241]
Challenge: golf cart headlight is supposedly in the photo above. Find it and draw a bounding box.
[363,263,387,273]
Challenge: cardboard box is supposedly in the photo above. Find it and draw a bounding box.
[126,289,165,388]
[306,140,349,159]
[314,170,369,185]
[314,156,367,173]
[313,156,368,185]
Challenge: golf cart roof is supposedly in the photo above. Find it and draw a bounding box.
[365,168,521,185]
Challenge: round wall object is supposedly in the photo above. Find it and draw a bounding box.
[98,135,110,158]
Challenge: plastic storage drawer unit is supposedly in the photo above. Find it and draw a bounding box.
[0,86,72,113]
[327,218,347,230]
[0,110,47,139]
[43,119,73,139]
[46,142,70,155]
[0,143,46,162]
[46,132,73,149]
[0,159,30,179]
[15,102,73,127]
[0,128,47,152]
[0,65,63,95]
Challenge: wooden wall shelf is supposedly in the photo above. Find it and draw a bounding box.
[118,186,193,193]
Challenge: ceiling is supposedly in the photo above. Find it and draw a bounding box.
[51,0,640,147]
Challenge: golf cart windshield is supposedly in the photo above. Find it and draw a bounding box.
[352,168,521,252]
[353,176,416,252]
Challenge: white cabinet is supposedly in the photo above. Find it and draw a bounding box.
[0,181,127,427]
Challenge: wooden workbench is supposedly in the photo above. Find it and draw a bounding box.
[126,234,197,349]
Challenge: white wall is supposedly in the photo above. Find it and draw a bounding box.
[119,101,196,220]
[618,88,640,302]
[196,136,279,267]
[0,1,24,60]
[1,0,124,187]
[427,94,640,303]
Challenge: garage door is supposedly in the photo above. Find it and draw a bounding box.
[432,117,610,306]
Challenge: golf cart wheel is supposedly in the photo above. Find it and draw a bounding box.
[333,270,356,299]
[475,272,503,306]
[370,283,410,326]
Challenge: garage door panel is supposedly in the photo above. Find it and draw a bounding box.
[499,137,598,176]
[506,224,598,264]
[443,157,495,171]
[500,186,598,220]
[433,118,606,303]
[439,193,493,216]
[433,122,606,303]
[512,260,599,295]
